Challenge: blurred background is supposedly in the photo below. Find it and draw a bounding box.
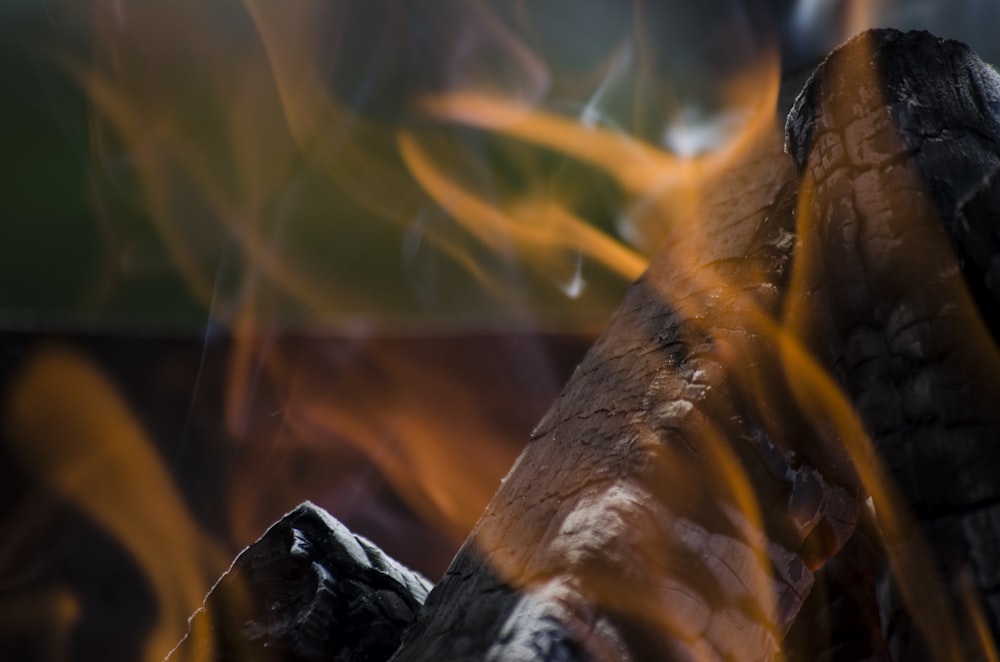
[2,1,999,660]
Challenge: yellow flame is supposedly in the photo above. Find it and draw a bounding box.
[3,345,228,662]
[415,52,780,256]
[397,128,647,286]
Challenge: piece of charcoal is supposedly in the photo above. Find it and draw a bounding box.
[167,502,432,662]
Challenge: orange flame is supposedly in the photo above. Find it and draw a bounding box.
[3,345,228,662]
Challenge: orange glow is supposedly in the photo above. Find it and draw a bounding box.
[3,346,228,662]
[242,336,531,543]
[72,0,791,586]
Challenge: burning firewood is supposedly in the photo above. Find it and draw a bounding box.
[170,28,1000,661]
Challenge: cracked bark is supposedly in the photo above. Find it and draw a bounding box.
[171,28,1000,662]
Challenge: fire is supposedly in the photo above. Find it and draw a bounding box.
[76,0,788,562]
[7,1,1000,660]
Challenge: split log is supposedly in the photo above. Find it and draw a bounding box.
[172,28,1000,661]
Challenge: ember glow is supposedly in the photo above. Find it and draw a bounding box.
[4,1,1000,660]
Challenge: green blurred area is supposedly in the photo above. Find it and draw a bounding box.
[0,1,638,333]
[5,0,1000,333]
[0,3,206,328]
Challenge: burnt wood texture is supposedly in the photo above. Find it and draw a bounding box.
[784,29,1000,661]
[174,29,1000,661]
[167,502,432,661]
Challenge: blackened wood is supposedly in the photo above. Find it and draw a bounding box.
[167,502,432,662]
[786,29,1000,660]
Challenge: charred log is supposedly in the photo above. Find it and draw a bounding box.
[785,28,1000,660]
[167,502,431,662]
